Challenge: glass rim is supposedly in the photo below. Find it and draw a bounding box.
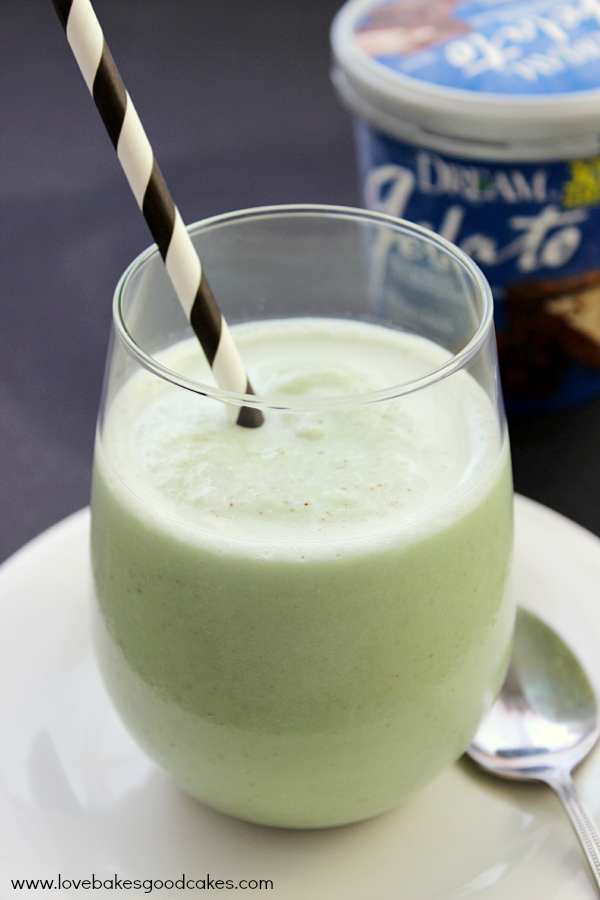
[113,203,494,411]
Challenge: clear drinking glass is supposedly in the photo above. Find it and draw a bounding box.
[90,205,514,829]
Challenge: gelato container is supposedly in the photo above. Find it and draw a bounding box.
[331,0,600,410]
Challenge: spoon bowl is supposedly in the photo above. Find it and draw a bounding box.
[468,608,600,891]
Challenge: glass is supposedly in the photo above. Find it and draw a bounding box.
[90,204,514,829]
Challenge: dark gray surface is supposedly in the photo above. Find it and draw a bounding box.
[1,0,600,563]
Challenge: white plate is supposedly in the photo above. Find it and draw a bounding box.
[1,496,600,900]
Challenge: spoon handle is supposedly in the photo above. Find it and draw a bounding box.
[543,769,600,891]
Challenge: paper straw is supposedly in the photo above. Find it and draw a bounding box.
[51,0,263,428]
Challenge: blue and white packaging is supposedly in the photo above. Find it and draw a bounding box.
[331,0,600,410]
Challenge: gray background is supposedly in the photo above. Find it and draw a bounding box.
[2,0,600,564]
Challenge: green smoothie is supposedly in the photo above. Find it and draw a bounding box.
[91,317,514,828]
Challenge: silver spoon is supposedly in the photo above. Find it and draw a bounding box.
[468,607,600,890]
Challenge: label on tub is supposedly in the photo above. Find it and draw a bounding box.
[359,123,600,409]
[354,0,600,95]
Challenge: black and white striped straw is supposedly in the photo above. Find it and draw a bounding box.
[51,0,263,428]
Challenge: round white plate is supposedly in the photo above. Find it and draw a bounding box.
[1,496,600,899]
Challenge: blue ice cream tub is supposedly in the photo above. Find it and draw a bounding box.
[331,0,600,410]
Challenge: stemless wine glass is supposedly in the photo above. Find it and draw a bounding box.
[90,205,514,829]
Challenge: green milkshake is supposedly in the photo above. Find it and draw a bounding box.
[91,316,514,828]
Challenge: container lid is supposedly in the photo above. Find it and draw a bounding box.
[331,0,600,145]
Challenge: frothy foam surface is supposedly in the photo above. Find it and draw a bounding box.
[102,318,501,543]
